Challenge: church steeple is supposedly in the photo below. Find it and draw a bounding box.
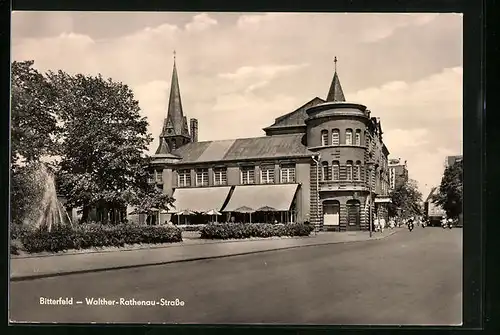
[156,51,191,155]
[326,56,346,102]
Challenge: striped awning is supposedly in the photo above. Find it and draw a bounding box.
[223,184,299,212]
[170,187,232,213]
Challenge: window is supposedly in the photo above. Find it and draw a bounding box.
[345,129,353,145]
[280,164,296,183]
[355,161,362,181]
[196,168,209,187]
[260,165,275,184]
[355,130,361,146]
[155,170,163,183]
[332,129,340,146]
[346,161,353,181]
[178,169,191,187]
[213,167,227,186]
[332,161,340,181]
[322,162,330,181]
[241,166,255,185]
[321,130,328,146]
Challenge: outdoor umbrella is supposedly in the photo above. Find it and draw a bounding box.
[159,209,170,225]
[176,209,195,225]
[204,209,222,223]
[148,207,159,225]
[234,206,255,223]
[256,206,277,224]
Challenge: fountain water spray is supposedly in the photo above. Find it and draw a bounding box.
[32,163,73,232]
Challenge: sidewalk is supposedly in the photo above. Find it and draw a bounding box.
[10,229,400,281]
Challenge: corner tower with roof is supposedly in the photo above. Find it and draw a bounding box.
[305,57,391,231]
[150,52,199,201]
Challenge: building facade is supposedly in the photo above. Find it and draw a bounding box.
[388,158,409,190]
[147,56,391,231]
[424,187,446,225]
[445,155,463,168]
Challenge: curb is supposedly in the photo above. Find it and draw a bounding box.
[10,231,398,282]
[11,235,317,260]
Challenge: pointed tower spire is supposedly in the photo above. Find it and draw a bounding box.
[156,51,191,155]
[326,56,346,102]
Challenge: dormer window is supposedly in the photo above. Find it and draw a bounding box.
[321,130,328,146]
[355,130,361,146]
[346,160,353,180]
[260,165,275,184]
[332,161,340,181]
[322,162,330,181]
[332,129,340,146]
[345,129,353,145]
[178,169,191,187]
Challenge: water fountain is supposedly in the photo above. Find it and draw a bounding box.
[30,163,73,232]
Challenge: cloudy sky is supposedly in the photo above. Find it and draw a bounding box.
[11,11,463,197]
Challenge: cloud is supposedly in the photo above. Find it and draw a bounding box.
[361,13,439,43]
[185,13,218,32]
[384,128,429,149]
[349,66,463,124]
[219,63,309,81]
[11,12,462,197]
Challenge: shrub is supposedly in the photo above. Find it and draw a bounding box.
[20,224,182,254]
[176,224,206,232]
[200,222,314,240]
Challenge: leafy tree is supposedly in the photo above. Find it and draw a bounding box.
[388,179,423,218]
[11,61,59,170]
[47,71,160,223]
[11,60,59,227]
[433,160,463,219]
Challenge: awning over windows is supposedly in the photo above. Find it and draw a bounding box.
[223,184,299,212]
[170,187,232,213]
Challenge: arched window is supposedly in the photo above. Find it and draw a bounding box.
[346,160,353,180]
[321,130,328,146]
[331,129,340,146]
[322,161,330,181]
[332,161,340,181]
[345,129,353,145]
[355,129,361,146]
[355,161,362,181]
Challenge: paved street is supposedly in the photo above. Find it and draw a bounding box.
[9,227,462,325]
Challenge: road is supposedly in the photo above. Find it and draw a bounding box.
[9,227,462,325]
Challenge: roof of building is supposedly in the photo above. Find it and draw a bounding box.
[264,97,325,130]
[172,134,312,164]
[425,187,438,203]
[326,71,346,102]
[160,56,190,138]
[155,137,181,158]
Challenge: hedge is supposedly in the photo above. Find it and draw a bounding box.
[16,223,183,254]
[200,223,314,239]
[176,224,206,232]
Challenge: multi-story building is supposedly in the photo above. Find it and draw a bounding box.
[445,155,463,168]
[144,56,392,231]
[388,158,409,190]
[424,187,446,225]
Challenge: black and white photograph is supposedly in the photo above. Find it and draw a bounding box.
[9,11,463,325]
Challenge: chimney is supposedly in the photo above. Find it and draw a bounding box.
[190,118,198,143]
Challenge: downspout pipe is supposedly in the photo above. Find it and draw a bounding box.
[311,154,321,234]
